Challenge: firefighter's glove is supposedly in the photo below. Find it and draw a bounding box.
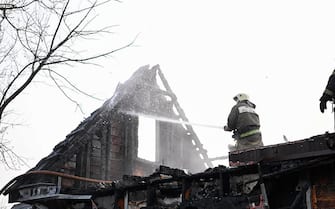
[320,100,327,113]
[319,94,332,113]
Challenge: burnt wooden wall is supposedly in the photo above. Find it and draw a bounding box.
[52,111,205,193]
[57,112,157,191]
[73,113,135,181]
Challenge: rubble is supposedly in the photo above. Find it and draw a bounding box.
[2,65,335,209]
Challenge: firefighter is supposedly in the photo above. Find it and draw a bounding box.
[320,70,335,113]
[224,93,263,151]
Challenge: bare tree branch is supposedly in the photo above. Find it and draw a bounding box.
[49,0,70,51]
[45,34,137,66]
[47,69,103,101]
[0,0,133,169]
[48,69,85,114]
[0,139,29,169]
[0,1,36,11]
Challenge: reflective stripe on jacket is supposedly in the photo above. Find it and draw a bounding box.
[239,129,260,138]
[227,100,261,136]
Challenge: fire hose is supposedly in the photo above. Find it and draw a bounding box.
[0,170,114,195]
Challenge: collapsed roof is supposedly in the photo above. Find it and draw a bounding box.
[1,65,212,201]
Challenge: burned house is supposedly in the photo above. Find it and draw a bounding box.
[3,65,335,209]
[0,65,212,207]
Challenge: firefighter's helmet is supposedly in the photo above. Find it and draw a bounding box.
[233,93,249,102]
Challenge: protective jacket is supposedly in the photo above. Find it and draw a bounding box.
[227,100,260,138]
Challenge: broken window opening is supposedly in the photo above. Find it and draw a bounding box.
[164,95,172,101]
[156,73,165,90]
[172,106,179,116]
[138,116,156,162]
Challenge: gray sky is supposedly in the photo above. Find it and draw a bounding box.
[2,0,335,206]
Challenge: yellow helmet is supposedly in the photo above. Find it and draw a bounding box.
[233,93,249,102]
